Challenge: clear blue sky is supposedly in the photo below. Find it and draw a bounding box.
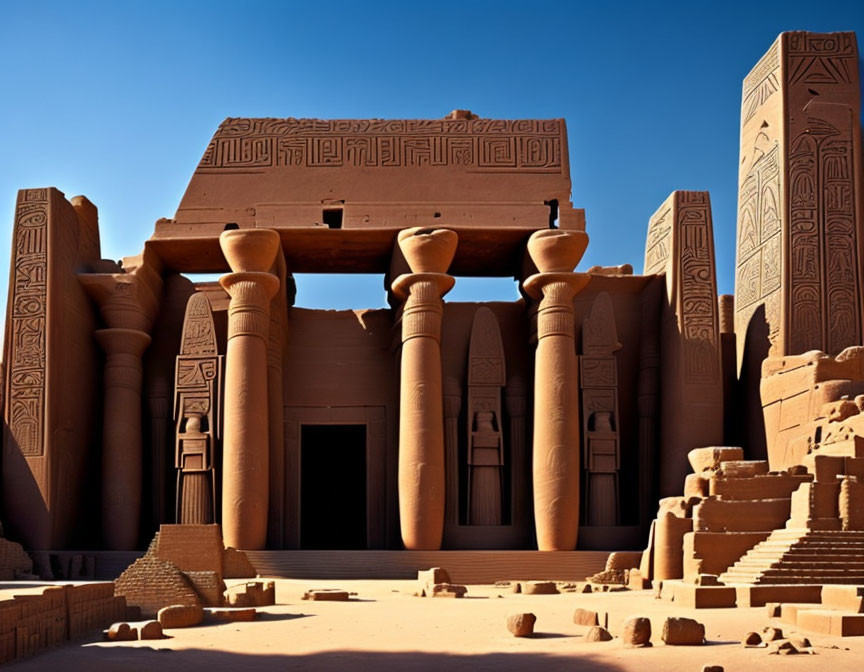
[1,0,862,311]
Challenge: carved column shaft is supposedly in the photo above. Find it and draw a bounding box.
[394,275,454,549]
[505,385,528,530]
[525,278,584,550]
[96,327,151,551]
[220,272,279,549]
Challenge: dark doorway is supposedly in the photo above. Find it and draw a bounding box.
[301,424,367,549]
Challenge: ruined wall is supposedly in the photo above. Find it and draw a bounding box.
[735,32,864,456]
[2,188,102,550]
[644,191,723,496]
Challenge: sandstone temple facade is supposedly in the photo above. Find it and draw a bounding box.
[1,32,861,573]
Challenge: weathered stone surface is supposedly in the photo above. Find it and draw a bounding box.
[115,552,201,618]
[157,604,204,629]
[521,581,558,595]
[742,631,763,647]
[139,620,164,640]
[688,447,744,475]
[429,583,467,598]
[185,570,226,607]
[106,622,137,641]
[605,551,642,571]
[506,613,536,637]
[762,626,783,642]
[0,538,33,580]
[573,608,600,627]
[223,547,257,579]
[621,616,652,647]
[206,607,257,622]
[225,580,276,607]
[662,617,705,645]
[584,626,613,642]
[302,589,350,601]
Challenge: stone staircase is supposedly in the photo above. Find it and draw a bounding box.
[719,529,864,584]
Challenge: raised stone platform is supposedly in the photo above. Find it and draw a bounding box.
[243,551,610,584]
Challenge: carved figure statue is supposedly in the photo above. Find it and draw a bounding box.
[174,292,223,524]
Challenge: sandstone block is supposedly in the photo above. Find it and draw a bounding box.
[719,460,769,478]
[222,547,257,578]
[662,616,705,645]
[225,580,276,607]
[522,581,558,595]
[702,667,724,672]
[688,447,744,474]
[158,604,204,628]
[767,640,799,655]
[585,626,613,642]
[765,603,781,618]
[303,589,350,601]
[693,574,721,586]
[429,583,467,598]
[821,585,864,613]
[206,607,256,622]
[573,608,600,627]
[106,622,137,641]
[139,620,163,639]
[605,551,642,571]
[761,626,783,641]
[627,569,650,590]
[506,613,536,637]
[621,616,651,647]
[417,567,450,591]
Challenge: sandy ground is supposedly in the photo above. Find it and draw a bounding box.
[5,578,864,671]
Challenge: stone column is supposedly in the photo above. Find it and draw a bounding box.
[96,327,151,550]
[391,227,457,550]
[219,228,281,550]
[443,377,462,525]
[79,259,161,551]
[522,230,590,551]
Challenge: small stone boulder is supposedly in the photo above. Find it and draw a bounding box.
[767,640,799,655]
[573,608,600,627]
[139,620,164,640]
[417,567,450,594]
[106,622,137,641]
[429,583,467,598]
[506,613,536,637]
[522,581,558,595]
[761,626,783,642]
[584,626,613,642]
[158,604,204,629]
[622,616,652,647]
[702,666,724,672]
[742,631,763,647]
[688,447,744,474]
[206,607,257,622]
[662,617,705,645]
[302,588,350,601]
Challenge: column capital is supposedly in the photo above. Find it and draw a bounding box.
[397,227,458,274]
[78,273,160,333]
[220,228,280,273]
[219,271,280,341]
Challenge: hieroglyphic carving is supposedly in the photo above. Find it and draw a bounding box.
[6,189,48,457]
[466,307,506,526]
[174,292,223,524]
[677,193,720,385]
[644,206,672,275]
[580,292,621,526]
[736,32,862,363]
[198,118,563,172]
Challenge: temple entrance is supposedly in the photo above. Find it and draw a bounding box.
[300,424,367,549]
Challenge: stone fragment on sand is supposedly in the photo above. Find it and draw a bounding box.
[585,626,613,642]
[765,603,781,618]
[573,608,600,627]
[742,631,763,647]
[225,580,276,607]
[787,637,812,651]
[158,604,204,628]
[207,607,257,622]
[429,583,467,598]
[303,589,351,601]
[622,616,652,647]
[106,622,137,641]
[522,581,558,595]
[417,567,450,593]
[702,666,724,672]
[767,640,799,655]
[509,582,522,594]
[506,613,536,637]
[139,620,164,640]
[662,617,705,645]
[580,583,593,593]
[761,626,783,641]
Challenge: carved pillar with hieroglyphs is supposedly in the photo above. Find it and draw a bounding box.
[644,191,722,496]
[735,32,863,460]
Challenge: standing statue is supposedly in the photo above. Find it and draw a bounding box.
[466,307,506,525]
[581,292,622,526]
[174,292,223,524]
